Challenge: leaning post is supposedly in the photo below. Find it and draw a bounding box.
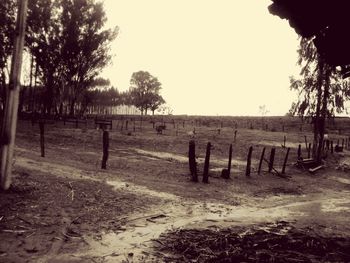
[0,0,28,190]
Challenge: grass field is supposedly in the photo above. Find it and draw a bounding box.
[0,115,350,262]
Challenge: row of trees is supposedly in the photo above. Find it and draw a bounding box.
[0,0,166,117]
[16,71,166,116]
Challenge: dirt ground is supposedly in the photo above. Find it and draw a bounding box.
[1,119,350,262]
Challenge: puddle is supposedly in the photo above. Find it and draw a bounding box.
[76,189,319,262]
[79,200,301,262]
[76,188,350,262]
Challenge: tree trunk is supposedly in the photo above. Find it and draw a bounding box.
[316,66,331,163]
[313,59,324,162]
[69,98,76,116]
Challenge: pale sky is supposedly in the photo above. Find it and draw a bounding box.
[100,0,301,116]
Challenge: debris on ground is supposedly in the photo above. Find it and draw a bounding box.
[155,221,350,263]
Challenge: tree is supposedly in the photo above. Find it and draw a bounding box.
[149,93,165,115]
[289,38,350,163]
[25,0,117,116]
[258,105,269,129]
[60,0,118,116]
[26,0,63,115]
[0,0,16,112]
[129,71,165,115]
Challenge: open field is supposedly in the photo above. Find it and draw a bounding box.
[1,115,350,262]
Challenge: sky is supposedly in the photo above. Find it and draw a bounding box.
[100,0,301,116]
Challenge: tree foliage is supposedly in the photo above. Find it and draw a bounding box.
[24,0,118,115]
[290,38,350,118]
[0,0,16,111]
[129,71,165,115]
[289,37,350,162]
[60,0,118,115]
[1,2,166,117]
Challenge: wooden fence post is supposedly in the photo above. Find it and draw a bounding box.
[268,148,275,173]
[308,143,311,158]
[202,142,211,183]
[227,144,232,177]
[221,144,232,179]
[331,141,333,154]
[258,147,265,175]
[189,140,197,182]
[101,130,109,169]
[297,144,301,160]
[246,146,253,176]
[281,148,290,174]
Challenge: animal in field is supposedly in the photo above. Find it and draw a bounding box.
[155,124,166,134]
[187,128,196,138]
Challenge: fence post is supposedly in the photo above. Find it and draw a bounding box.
[246,146,253,176]
[331,141,333,154]
[258,147,265,175]
[297,144,301,160]
[227,144,233,176]
[268,148,275,173]
[189,140,197,182]
[202,142,211,183]
[282,148,290,174]
[222,144,233,179]
[101,129,109,169]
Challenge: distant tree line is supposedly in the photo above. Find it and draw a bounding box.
[0,0,165,117]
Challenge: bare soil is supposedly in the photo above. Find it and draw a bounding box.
[1,119,350,262]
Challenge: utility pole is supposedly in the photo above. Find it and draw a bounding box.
[0,0,28,190]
